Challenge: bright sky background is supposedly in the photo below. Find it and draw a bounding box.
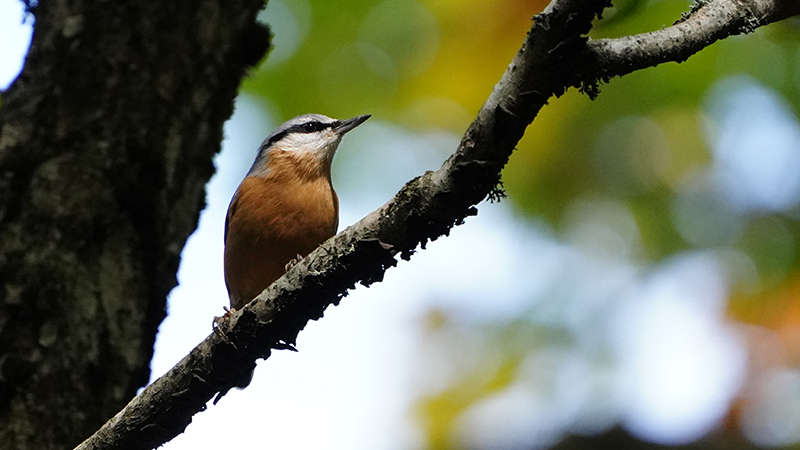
[0,1,31,90]
[3,0,798,448]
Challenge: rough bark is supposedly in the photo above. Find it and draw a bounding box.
[0,0,795,449]
[76,0,799,449]
[0,1,269,449]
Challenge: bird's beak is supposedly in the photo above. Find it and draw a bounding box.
[335,115,371,134]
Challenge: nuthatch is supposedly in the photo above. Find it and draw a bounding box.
[223,113,370,311]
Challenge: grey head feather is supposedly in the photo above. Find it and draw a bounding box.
[246,113,337,177]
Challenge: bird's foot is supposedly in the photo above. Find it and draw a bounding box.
[213,306,234,327]
[285,253,304,272]
[212,306,237,344]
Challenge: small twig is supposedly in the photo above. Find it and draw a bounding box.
[582,0,800,82]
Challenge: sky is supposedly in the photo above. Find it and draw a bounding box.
[1,0,796,448]
[0,1,31,90]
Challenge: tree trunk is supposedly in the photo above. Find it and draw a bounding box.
[0,1,269,448]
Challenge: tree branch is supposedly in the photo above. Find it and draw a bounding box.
[73,0,798,449]
[583,0,800,84]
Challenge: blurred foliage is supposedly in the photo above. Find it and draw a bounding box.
[242,0,545,125]
[506,3,800,259]
[242,0,800,448]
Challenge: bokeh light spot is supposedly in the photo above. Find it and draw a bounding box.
[615,252,747,444]
[318,43,397,113]
[359,0,440,79]
[563,196,642,261]
[257,0,312,68]
[742,369,800,447]
[671,173,744,247]
[593,116,671,196]
[704,76,800,212]
[456,384,562,450]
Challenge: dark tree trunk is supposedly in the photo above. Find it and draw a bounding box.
[0,1,269,448]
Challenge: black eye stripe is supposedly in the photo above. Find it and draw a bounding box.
[261,120,336,149]
[295,121,333,134]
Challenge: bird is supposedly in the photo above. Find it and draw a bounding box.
[223,113,371,312]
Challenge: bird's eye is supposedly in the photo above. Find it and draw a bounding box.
[302,122,318,133]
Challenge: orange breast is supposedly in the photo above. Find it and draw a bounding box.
[224,172,338,310]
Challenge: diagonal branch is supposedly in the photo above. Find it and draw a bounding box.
[74,0,798,449]
[582,0,800,85]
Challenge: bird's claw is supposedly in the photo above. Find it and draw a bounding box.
[285,253,304,272]
[213,306,236,345]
